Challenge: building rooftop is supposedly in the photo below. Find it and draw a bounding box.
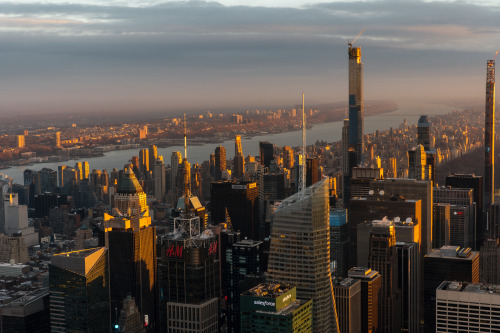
[243,283,292,299]
[426,246,478,260]
[438,281,500,295]
[348,267,380,280]
[117,167,144,194]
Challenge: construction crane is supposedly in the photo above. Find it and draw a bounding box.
[348,28,365,47]
[495,49,499,61]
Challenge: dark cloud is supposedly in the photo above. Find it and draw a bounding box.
[0,0,497,113]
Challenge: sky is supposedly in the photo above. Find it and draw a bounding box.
[1,0,500,114]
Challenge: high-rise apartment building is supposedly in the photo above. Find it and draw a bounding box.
[348,267,381,333]
[16,135,25,148]
[149,144,158,171]
[139,148,149,175]
[348,43,364,165]
[215,145,227,181]
[306,158,319,187]
[49,247,110,332]
[282,146,294,169]
[417,115,431,150]
[368,220,401,332]
[267,179,339,332]
[423,245,480,332]
[55,131,61,148]
[485,59,495,212]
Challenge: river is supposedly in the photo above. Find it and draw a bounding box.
[2,101,457,184]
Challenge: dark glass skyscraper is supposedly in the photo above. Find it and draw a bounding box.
[485,59,495,212]
[215,145,226,180]
[348,44,363,166]
[259,141,274,168]
[49,247,110,332]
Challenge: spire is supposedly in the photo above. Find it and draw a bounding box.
[183,114,191,214]
[298,93,306,194]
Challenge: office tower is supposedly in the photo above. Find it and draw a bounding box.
[282,146,294,169]
[370,178,432,257]
[306,158,319,187]
[417,115,431,150]
[55,131,61,148]
[57,165,66,187]
[170,151,182,191]
[445,174,484,245]
[485,59,495,212]
[210,181,259,240]
[33,192,68,218]
[240,284,313,333]
[397,242,419,333]
[16,134,25,148]
[267,179,340,332]
[368,220,401,332]
[82,161,89,179]
[113,167,148,215]
[139,148,149,176]
[159,214,219,332]
[332,278,361,333]
[49,248,110,332]
[36,168,57,194]
[330,208,349,277]
[215,145,227,180]
[149,144,158,171]
[233,135,245,180]
[226,239,264,333]
[342,119,350,207]
[0,289,50,333]
[433,203,451,248]
[348,42,364,166]
[259,141,274,168]
[434,186,475,248]
[423,246,480,332]
[153,156,166,202]
[263,173,286,201]
[349,192,421,268]
[0,234,28,263]
[350,167,383,199]
[104,213,157,331]
[436,281,500,332]
[480,238,500,284]
[348,267,381,333]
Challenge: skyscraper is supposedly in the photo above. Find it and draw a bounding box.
[330,208,349,278]
[49,247,110,332]
[368,220,401,333]
[149,144,158,171]
[485,59,495,212]
[153,156,166,202]
[267,178,339,332]
[332,277,361,333]
[348,43,364,165]
[170,151,182,192]
[396,242,419,333]
[233,135,245,180]
[113,167,148,215]
[417,115,431,151]
[259,141,274,168]
[348,267,381,333]
[105,213,157,331]
[139,148,150,176]
[215,145,227,180]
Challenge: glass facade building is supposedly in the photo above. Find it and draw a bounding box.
[267,178,339,332]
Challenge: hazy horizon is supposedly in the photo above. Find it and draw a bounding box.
[1,0,498,114]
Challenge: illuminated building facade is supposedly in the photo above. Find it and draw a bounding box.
[267,179,339,332]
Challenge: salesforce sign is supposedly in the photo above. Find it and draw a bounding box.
[240,286,296,312]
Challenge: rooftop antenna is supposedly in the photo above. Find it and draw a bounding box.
[348,28,365,47]
[184,113,187,160]
[298,93,306,194]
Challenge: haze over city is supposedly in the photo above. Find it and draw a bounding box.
[1,0,499,114]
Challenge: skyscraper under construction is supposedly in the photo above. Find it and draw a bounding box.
[485,59,495,214]
[267,179,339,332]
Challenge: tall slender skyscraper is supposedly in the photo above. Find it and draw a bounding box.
[267,178,339,332]
[215,145,227,180]
[348,43,364,165]
[233,135,245,180]
[485,58,495,211]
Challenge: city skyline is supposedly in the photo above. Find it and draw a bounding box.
[1,0,500,114]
